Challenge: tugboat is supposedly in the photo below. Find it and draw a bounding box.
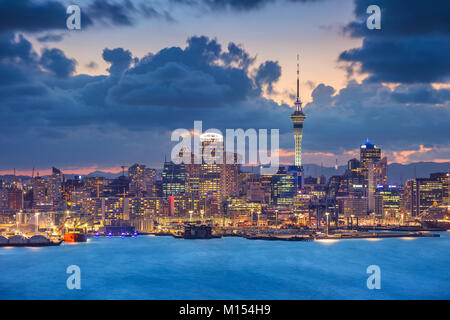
[174,224,222,239]
[63,228,87,243]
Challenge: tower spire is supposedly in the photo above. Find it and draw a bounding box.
[295,54,302,112]
[297,54,300,99]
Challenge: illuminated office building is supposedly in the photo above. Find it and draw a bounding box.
[360,140,381,185]
[402,177,443,216]
[368,157,387,211]
[375,185,402,218]
[270,167,297,205]
[162,161,187,198]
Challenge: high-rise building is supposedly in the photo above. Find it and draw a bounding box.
[128,164,156,197]
[32,176,48,207]
[368,157,388,211]
[128,164,146,196]
[360,140,381,185]
[430,172,449,207]
[402,177,443,217]
[197,133,223,202]
[375,185,402,218]
[47,167,63,206]
[7,187,23,210]
[162,161,187,198]
[270,167,297,205]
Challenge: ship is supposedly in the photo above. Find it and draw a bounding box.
[174,224,222,239]
[0,235,62,247]
[64,230,87,243]
[420,220,450,230]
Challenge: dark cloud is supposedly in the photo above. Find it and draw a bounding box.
[344,0,450,38]
[304,81,450,152]
[0,30,448,169]
[0,0,74,33]
[391,84,450,105]
[254,61,281,94]
[86,61,99,69]
[221,42,256,70]
[37,33,65,43]
[0,0,171,33]
[171,0,323,12]
[311,83,334,105]
[0,35,291,168]
[86,0,136,26]
[85,0,174,25]
[340,0,450,84]
[39,48,77,78]
[339,36,450,84]
[0,32,37,63]
[110,36,256,107]
[103,48,133,76]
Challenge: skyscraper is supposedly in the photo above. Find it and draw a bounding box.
[368,156,388,212]
[290,55,306,168]
[360,139,381,185]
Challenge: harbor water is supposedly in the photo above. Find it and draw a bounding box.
[1,232,449,299]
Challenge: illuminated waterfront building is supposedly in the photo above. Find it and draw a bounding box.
[402,177,444,216]
[341,197,368,217]
[128,164,146,196]
[162,161,187,198]
[430,172,449,207]
[293,193,315,215]
[128,164,157,197]
[375,185,402,218]
[368,157,387,211]
[199,133,223,202]
[226,197,262,217]
[7,187,23,210]
[82,176,108,197]
[360,140,381,185]
[270,167,297,205]
[32,176,48,207]
[47,167,63,206]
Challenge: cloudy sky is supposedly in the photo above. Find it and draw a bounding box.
[0,0,449,175]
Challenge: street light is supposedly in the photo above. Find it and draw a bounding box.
[325,212,330,237]
[275,209,278,232]
[35,212,40,235]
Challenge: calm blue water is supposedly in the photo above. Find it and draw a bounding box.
[1,232,449,300]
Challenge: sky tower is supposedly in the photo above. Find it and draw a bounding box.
[290,55,306,168]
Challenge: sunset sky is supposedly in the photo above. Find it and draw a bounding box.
[0,0,449,175]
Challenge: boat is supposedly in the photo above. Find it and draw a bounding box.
[64,232,87,243]
[420,220,450,230]
[0,235,62,247]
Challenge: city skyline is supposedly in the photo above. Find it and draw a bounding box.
[0,0,449,175]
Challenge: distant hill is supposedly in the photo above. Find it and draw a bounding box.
[1,162,448,185]
[302,162,449,185]
[387,162,450,185]
[86,171,124,179]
